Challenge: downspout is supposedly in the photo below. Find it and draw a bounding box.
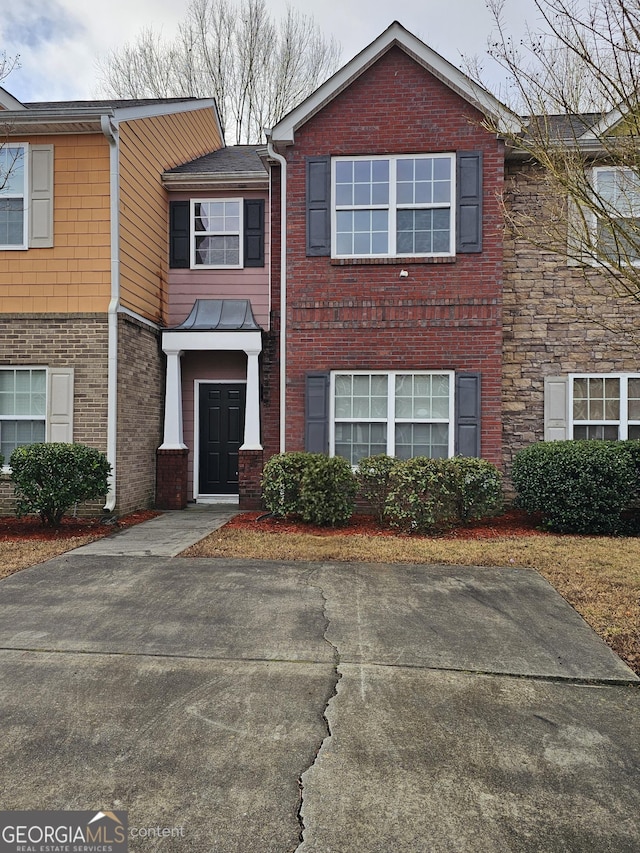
[266,137,287,453]
[101,114,119,511]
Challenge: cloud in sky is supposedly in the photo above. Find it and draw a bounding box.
[1,0,542,103]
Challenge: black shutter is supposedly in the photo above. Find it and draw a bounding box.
[455,372,481,457]
[306,156,331,256]
[456,151,483,253]
[169,200,190,268]
[244,198,265,267]
[305,372,329,453]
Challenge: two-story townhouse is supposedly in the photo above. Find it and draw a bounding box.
[0,90,223,514]
[259,22,518,501]
[157,145,270,509]
[502,114,640,475]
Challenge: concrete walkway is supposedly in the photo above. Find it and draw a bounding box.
[74,503,239,556]
[0,507,638,852]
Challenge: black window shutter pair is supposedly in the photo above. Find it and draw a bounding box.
[169,199,265,268]
[304,372,482,457]
[304,152,483,256]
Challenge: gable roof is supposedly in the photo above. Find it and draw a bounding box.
[269,20,521,145]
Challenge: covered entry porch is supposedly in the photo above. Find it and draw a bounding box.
[156,299,263,509]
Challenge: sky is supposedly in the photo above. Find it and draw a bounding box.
[0,0,545,103]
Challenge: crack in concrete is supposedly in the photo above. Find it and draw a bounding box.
[294,568,342,850]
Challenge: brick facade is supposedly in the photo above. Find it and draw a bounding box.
[238,449,264,509]
[502,159,640,480]
[273,47,505,468]
[117,314,164,513]
[0,315,109,515]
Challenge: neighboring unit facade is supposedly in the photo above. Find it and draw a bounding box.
[0,90,223,513]
[1,22,638,515]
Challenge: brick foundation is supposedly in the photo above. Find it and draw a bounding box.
[156,448,189,509]
[239,449,264,509]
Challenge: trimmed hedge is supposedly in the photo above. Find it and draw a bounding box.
[356,454,400,523]
[383,455,503,534]
[262,452,357,526]
[10,442,111,527]
[512,440,640,534]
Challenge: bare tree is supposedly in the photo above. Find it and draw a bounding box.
[0,51,21,192]
[96,0,341,143]
[473,0,640,318]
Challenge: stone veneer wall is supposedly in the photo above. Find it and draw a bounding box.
[0,315,109,515]
[116,313,164,513]
[502,160,640,485]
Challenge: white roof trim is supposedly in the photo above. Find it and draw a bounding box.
[0,87,26,111]
[581,106,626,140]
[269,21,520,144]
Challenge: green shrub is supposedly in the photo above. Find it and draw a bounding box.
[10,442,111,527]
[262,452,312,517]
[443,456,503,522]
[512,440,638,534]
[0,451,4,469]
[356,454,400,523]
[299,455,357,526]
[385,456,458,533]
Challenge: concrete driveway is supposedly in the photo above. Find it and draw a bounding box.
[0,532,638,851]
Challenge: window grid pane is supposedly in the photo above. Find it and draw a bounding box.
[573,377,620,422]
[334,372,451,462]
[334,155,453,258]
[193,200,241,266]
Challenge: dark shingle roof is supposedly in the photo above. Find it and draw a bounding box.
[168,145,266,176]
[24,97,206,111]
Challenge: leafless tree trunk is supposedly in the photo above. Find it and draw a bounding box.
[96,0,341,143]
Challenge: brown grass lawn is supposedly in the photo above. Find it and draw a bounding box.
[183,522,640,677]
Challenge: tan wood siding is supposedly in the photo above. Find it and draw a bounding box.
[0,134,111,313]
[118,108,223,322]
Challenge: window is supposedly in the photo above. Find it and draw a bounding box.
[0,368,46,459]
[331,371,454,465]
[332,154,455,259]
[192,199,242,268]
[592,167,640,264]
[571,374,640,440]
[0,145,27,249]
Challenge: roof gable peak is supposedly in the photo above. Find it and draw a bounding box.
[269,21,519,144]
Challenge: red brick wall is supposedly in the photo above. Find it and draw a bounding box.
[272,47,505,467]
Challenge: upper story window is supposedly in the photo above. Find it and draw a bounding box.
[571,374,640,440]
[169,198,265,270]
[332,154,455,259]
[592,167,640,265]
[193,199,242,268]
[0,145,27,249]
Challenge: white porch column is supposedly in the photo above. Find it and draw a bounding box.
[159,348,187,449]
[241,347,262,450]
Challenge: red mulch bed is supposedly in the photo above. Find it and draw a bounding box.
[0,510,160,541]
[224,509,547,539]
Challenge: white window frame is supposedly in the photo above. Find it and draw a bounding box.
[0,143,28,250]
[191,198,243,269]
[0,366,47,463]
[329,370,455,463]
[331,153,456,260]
[591,166,640,266]
[569,373,640,439]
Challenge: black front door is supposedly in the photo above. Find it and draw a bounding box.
[198,383,246,494]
